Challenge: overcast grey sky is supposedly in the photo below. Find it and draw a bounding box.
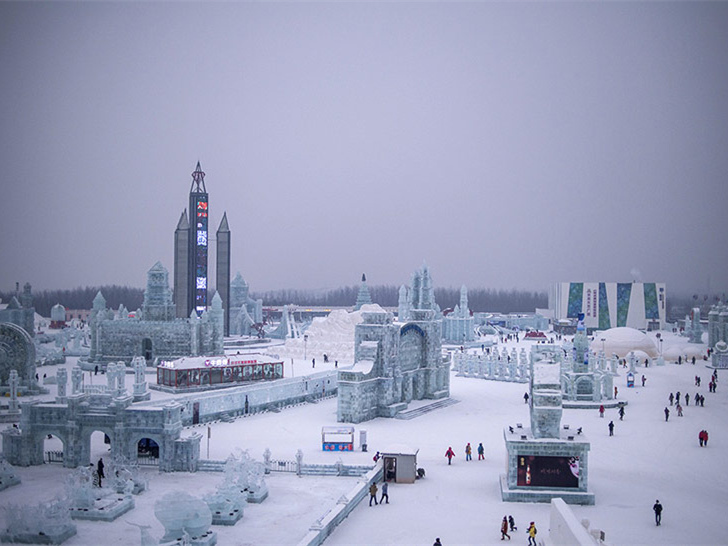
[1,2,727,296]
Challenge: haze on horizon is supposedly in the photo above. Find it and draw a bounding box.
[1,2,727,297]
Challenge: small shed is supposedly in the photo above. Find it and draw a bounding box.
[379,444,419,484]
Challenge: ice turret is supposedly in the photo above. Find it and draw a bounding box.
[354,272,373,311]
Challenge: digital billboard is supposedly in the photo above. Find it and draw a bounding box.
[516,455,580,488]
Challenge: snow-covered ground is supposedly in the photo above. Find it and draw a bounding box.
[2,331,724,545]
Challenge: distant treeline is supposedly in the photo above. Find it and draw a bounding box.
[14,284,722,320]
[3,284,548,316]
[1,286,145,317]
[252,285,548,313]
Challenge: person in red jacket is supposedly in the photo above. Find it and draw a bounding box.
[445,446,455,465]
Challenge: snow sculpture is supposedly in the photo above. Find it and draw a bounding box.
[154,490,216,543]
[628,351,637,373]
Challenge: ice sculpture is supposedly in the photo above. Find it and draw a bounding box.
[154,491,216,543]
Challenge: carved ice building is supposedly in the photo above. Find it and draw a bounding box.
[337,264,449,423]
[531,314,616,405]
[87,262,224,367]
[442,285,475,343]
[709,303,728,348]
[2,363,200,472]
[228,272,263,336]
[0,322,41,396]
[0,282,35,337]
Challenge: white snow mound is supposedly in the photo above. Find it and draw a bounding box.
[589,327,658,358]
[267,304,387,363]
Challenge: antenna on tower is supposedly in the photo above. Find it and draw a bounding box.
[190,161,207,193]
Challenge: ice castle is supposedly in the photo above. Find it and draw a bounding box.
[441,285,475,344]
[85,262,224,367]
[337,264,449,423]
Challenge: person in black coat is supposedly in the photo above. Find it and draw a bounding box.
[653,500,663,526]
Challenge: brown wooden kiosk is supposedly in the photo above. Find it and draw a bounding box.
[380,444,419,484]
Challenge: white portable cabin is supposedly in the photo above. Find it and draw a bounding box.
[380,444,419,484]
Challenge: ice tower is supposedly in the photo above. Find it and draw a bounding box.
[216,212,231,335]
[442,285,475,343]
[174,162,209,318]
[354,273,373,310]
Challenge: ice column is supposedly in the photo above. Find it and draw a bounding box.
[57,368,68,399]
[8,370,20,413]
[71,366,83,395]
[115,362,126,396]
[133,357,147,398]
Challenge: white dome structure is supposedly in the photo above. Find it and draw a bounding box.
[663,344,706,362]
[589,327,658,359]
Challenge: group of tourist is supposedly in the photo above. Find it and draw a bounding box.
[445,442,485,464]
[368,480,389,506]
[498,517,537,544]
[663,370,717,446]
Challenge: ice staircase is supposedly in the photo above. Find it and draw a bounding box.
[394,398,460,420]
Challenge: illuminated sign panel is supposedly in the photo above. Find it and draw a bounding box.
[517,455,580,488]
[190,194,208,316]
